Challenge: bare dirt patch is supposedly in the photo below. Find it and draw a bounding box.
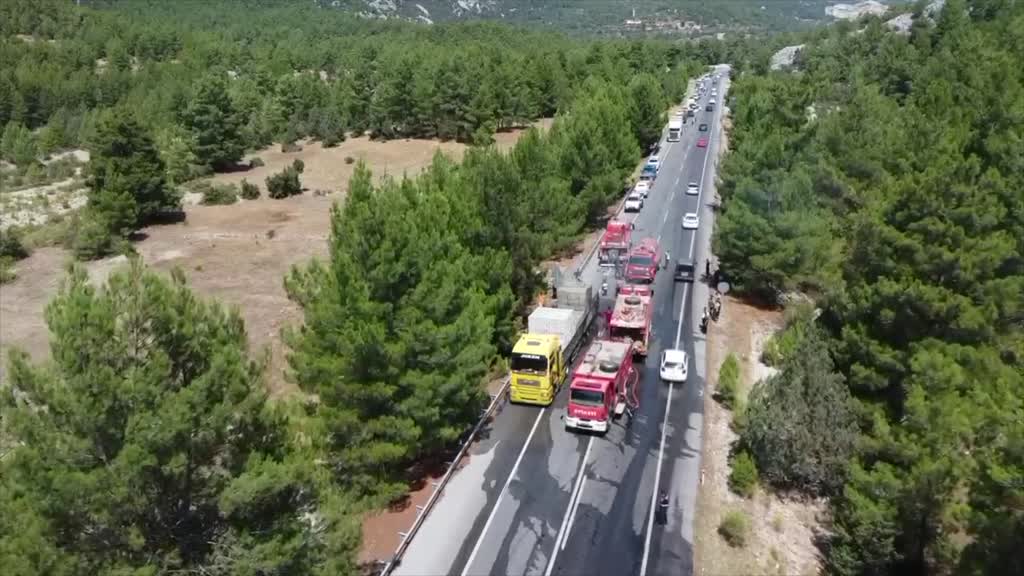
[0,124,550,394]
[210,120,554,196]
[694,297,825,576]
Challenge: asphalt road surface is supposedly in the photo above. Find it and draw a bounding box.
[393,65,730,576]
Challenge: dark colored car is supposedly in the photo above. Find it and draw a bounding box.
[705,103,714,112]
[699,123,708,132]
[674,258,695,283]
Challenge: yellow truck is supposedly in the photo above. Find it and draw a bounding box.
[510,281,597,405]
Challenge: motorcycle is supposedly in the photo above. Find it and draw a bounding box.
[656,491,670,525]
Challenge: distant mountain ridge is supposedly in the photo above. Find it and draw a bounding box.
[314,0,869,34]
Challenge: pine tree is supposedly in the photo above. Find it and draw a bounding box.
[627,73,667,151]
[87,111,179,232]
[0,261,359,574]
[183,74,244,171]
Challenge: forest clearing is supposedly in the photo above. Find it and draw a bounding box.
[0,123,547,392]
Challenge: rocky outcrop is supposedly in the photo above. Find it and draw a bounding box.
[885,0,946,34]
[770,44,805,71]
[826,1,889,21]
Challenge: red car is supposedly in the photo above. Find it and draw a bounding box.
[697,137,709,148]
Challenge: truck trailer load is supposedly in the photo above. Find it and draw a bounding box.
[565,339,638,434]
[609,293,653,358]
[510,281,597,405]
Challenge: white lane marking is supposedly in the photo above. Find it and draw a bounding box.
[640,79,725,576]
[640,376,676,576]
[562,474,589,551]
[545,436,595,576]
[460,408,547,576]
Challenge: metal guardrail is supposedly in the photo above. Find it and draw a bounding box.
[379,376,512,576]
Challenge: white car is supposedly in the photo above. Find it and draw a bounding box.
[686,181,700,196]
[634,180,651,198]
[660,349,689,383]
[709,98,717,105]
[624,192,644,212]
[682,212,699,229]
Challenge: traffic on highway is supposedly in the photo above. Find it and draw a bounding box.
[392,65,731,576]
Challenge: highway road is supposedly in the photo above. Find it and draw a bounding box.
[392,65,730,576]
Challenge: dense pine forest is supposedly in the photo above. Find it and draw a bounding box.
[3,0,1022,574]
[715,0,1024,574]
[1,1,706,573]
[0,0,714,260]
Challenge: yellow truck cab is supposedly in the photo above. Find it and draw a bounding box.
[510,333,566,405]
[508,280,597,406]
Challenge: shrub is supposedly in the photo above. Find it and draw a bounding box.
[249,157,265,168]
[266,166,302,199]
[716,353,741,409]
[742,321,857,496]
[200,183,238,205]
[21,215,77,250]
[730,396,748,434]
[0,256,16,284]
[344,156,355,165]
[240,179,260,199]
[718,510,750,547]
[281,141,302,153]
[291,158,304,173]
[729,450,758,498]
[0,227,29,260]
[72,211,116,260]
[762,304,816,366]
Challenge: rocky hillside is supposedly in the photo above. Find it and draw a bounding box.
[316,0,854,34]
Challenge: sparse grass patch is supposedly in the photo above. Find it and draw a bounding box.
[718,510,750,547]
[772,513,784,532]
[20,215,77,249]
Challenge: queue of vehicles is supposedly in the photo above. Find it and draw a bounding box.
[508,69,726,434]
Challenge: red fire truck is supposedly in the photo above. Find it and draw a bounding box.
[598,219,633,267]
[565,339,639,434]
[621,238,662,292]
[609,292,653,358]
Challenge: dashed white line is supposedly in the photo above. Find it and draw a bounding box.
[546,436,595,576]
[460,408,547,576]
[641,72,726,576]
[640,376,677,576]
